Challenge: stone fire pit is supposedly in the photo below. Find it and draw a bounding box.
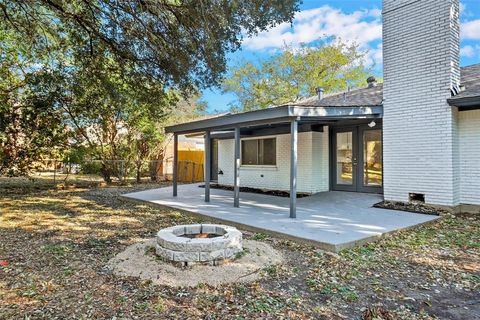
[156,224,243,266]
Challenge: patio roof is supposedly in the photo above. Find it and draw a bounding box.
[166,104,383,221]
[165,105,382,134]
[166,104,383,220]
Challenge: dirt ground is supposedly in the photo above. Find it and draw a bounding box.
[106,239,283,287]
[0,178,479,319]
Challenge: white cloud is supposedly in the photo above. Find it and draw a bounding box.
[365,43,383,68]
[461,19,480,40]
[241,4,479,68]
[367,8,382,18]
[460,2,466,14]
[461,45,475,57]
[242,5,382,55]
[461,44,480,58]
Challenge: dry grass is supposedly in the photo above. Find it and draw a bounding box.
[0,178,479,319]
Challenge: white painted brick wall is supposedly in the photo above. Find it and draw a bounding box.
[458,110,480,205]
[382,0,461,206]
[312,131,330,192]
[217,129,329,194]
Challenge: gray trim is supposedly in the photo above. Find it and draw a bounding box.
[448,96,480,109]
[291,106,383,118]
[210,123,326,140]
[210,138,219,181]
[233,127,240,208]
[166,106,290,134]
[173,134,178,197]
[239,136,278,166]
[458,105,480,111]
[448,97,480,106]
[330,123,383,194]
[165,106,383,134]
[290,119,298,218]
[331,126,357,192]
[357,125,383,194]
[204,131,211,202]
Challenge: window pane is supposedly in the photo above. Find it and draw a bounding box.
[241,140,258,165]
[363,130,382,186]
[241,138,276,166]
[260,138,276,165]
[336,132,353,185]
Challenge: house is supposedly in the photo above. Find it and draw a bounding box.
[166,0,480,218]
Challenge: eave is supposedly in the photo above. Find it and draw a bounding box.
[448,96,480,111]
[166,105,383,134]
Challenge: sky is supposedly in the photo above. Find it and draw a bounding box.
[202,0,480,113]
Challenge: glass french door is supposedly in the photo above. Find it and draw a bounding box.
[332,125,383,193]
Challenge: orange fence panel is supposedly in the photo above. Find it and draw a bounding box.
[177,150,204,182]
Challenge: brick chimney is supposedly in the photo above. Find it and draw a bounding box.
[382,0,460,206]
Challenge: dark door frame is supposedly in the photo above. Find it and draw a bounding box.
[330,126,358,192]
[210,138,219,182]
[329,123,383,194]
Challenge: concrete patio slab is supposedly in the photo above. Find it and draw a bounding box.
[123,184,439,251]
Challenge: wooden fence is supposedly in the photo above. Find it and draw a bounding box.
[35,151,205,183]
[162,150,204,182]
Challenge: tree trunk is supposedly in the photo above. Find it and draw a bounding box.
[136,162,141,183]
[100,163,112,183]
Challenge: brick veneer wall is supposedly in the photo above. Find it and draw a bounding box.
[458,110,480,205]
[382,0,461,206]
[217,129,329,194]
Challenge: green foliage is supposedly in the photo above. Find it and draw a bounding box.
[251,232,269,241]
[0,0,300,178]
[41,243,73,257]
[223,41,368,111]
[80,162,102,175]
[0,0,299,91]
[0,66,69,175]
[249,295,285,313]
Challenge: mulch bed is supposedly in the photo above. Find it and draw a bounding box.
[373,200,448,216]
[199,183,311,198]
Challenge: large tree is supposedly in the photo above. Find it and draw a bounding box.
[62,53,177,182]
[223,41,368,111]
[0,28,69,175]
[0,0,299,176]
[0,71,69,175]
[0,0,299,91]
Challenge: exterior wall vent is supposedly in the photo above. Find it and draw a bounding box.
[409,193,425,203]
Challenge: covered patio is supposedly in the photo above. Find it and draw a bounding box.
[166,104,384,219]
[123,184,438,251]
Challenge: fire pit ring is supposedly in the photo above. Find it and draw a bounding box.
[156,224,243,266]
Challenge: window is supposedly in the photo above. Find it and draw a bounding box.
[241,138,276,165]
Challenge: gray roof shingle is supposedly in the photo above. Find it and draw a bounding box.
[448,64,480,101]
[291,63,480,107]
